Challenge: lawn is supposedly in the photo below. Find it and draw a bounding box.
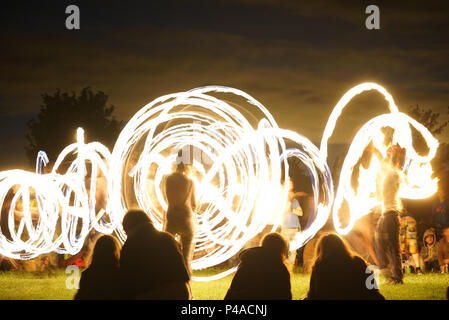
[0,268,447,300]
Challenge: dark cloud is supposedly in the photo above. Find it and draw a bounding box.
[0,0,448,169]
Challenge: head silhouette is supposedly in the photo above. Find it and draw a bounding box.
[122,209,152,235]
[314,233,353,264]
[89,235,121,269]
[176,162,186,173]
[261,232,289,259]
[175,149,191,174]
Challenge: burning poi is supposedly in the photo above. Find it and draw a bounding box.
[0,83,439,281]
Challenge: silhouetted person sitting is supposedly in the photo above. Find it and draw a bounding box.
[224,232,292,300]
[74,235,121,300]
[164,159,196,266]
[119,209,191,299]
[306,233,385,300]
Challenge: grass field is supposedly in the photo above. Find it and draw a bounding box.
[0,268,447,300]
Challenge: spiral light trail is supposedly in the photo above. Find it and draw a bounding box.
[0,83,439,281]
[108,86,333,281]
[0,128,112,259]
[320,83,438,235]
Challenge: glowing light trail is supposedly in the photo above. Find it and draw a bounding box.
[0,128,112,259]
[0,83,439,282]
[319,83,439,235]
[108,86,333,280]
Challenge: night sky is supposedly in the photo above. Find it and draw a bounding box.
[1,0,448,170]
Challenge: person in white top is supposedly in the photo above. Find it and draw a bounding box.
[372,144,406,284]
[280,180,307,266]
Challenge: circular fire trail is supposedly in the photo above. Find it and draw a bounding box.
[0,83,439,281]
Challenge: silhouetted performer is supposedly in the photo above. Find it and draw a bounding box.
[120,209,191,299]
[164,160,196,265]
[307,233,384,300]
[74,235,121,300]
[224,232,292,300]
[373,144,406,284]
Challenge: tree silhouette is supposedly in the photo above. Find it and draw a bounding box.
[407,105,449,187]
[408,104,448,136]
[25,87,122,166]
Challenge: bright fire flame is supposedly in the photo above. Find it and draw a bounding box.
[0,82,439,281]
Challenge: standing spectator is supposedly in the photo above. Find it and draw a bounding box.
[120,209,191,299]
[225,233,292,300]
[433,186,449,241]
[74,235,121,300]
[420,228,439,272]
[164,156,196,266]
[307,233,384,300]
[280,180,306,266]
[399,215,422,273]
[437,226,449,273]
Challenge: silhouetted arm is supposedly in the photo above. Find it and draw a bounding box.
[73,271,88,300]
[224,262,249,300]
[118,242,137,299]
[278,265,292,300]
[306,266,318,300]
[366,141,383,163]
